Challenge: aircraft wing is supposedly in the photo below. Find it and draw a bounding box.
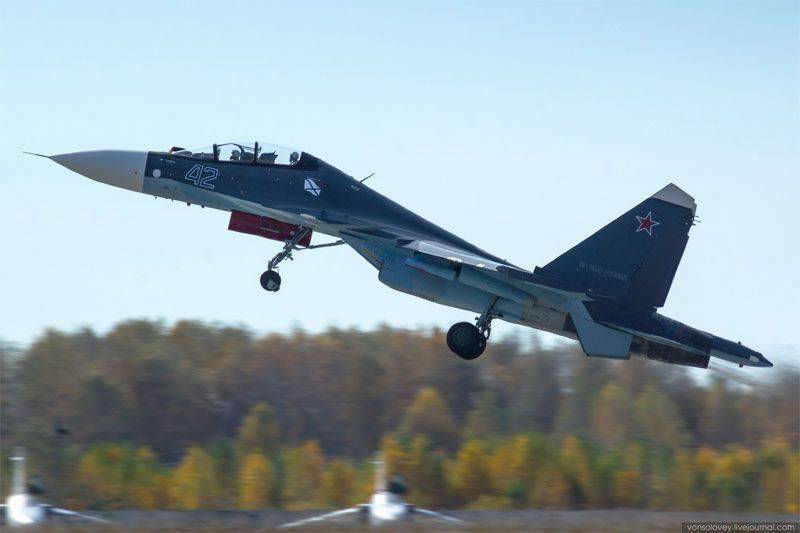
[396,238,590,295]
[399,239,511,272]
[412,507,465,524]
[46,506,110,523]
[277,506,363,528]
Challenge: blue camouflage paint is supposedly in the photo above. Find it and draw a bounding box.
[135,147,769,369]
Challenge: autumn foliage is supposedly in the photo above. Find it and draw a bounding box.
[1,321,797,513]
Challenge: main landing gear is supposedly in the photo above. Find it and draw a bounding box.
[260,228,344,292]
[447,297,499,360]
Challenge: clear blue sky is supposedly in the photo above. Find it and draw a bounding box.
[1,2,797,365]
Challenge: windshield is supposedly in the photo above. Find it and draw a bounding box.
[169,142,301,165]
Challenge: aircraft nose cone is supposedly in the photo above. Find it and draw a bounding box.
[51,150,146,193]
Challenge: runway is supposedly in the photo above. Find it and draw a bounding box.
[31,509,799,531]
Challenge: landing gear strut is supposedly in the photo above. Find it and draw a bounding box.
[260,228,344,292]
[447,297,499,360]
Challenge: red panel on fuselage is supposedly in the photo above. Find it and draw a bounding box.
[228,211,312,246]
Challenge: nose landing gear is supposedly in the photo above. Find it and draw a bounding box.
[259,227,345,293]
[447,297,499,360]
[259,229,309,293]
[260,270,282,292]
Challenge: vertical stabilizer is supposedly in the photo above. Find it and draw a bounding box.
[11,447,27,495]
[537,183,696,311]
[372,452,386,492]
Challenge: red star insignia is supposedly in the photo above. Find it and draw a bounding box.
[635,211,660,236]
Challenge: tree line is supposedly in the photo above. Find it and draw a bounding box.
[1,320,797,513]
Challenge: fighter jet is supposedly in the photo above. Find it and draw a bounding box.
[278,453,462,528]
[31,142,772,369]
[1,448,109,527]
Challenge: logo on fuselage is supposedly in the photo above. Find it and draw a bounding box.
[635,211,659,236]
[304,177,322,197]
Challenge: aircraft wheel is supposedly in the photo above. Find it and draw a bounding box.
[260,270,281,292]
[447,322,486,360]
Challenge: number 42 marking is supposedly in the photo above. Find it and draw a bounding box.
[185,164,219,189]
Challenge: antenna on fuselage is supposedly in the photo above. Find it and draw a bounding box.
[360,172,375,183]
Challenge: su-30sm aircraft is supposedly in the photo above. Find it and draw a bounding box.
[1,448,109,527]
[32,142,771,369]
[278,453,462,528]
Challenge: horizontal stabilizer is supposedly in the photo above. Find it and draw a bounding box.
[568,300,632,359]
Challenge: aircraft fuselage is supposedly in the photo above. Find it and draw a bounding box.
[40,146,771,369]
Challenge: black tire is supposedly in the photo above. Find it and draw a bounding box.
[260,270,281,292]
[446,322,486,360]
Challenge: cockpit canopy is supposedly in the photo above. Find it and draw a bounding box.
[169,142,302,166]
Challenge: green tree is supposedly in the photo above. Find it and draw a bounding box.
[710,447,758,511]
[509,347,561,433]
[406,436,448,507]
[701,380,744,447]
[77,376,132,443]
[464,390,501,440]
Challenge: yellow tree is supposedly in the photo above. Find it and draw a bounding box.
[282,441,324,509]
[489,438,516,498]
[239,451,272,509]
[560,436,597,507]
[129,446,166,510]
[488,435,545,505]
[620,442,649,507]
[610,470,642,508]
[786,451,799,515]
[592,383,634,449]
[381,434,408,484]
[73,443,130,508]
[450,439,491,504]
[169,447,218,510]
[693,446,718,510]
[398,387,460,451]
[710,447,757,512]
[322,460,356,508]
[530,464,569,509]
[756,441,790,513]
[633,385,686,448]
[667,450,695,510]
[237,403,280,456]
